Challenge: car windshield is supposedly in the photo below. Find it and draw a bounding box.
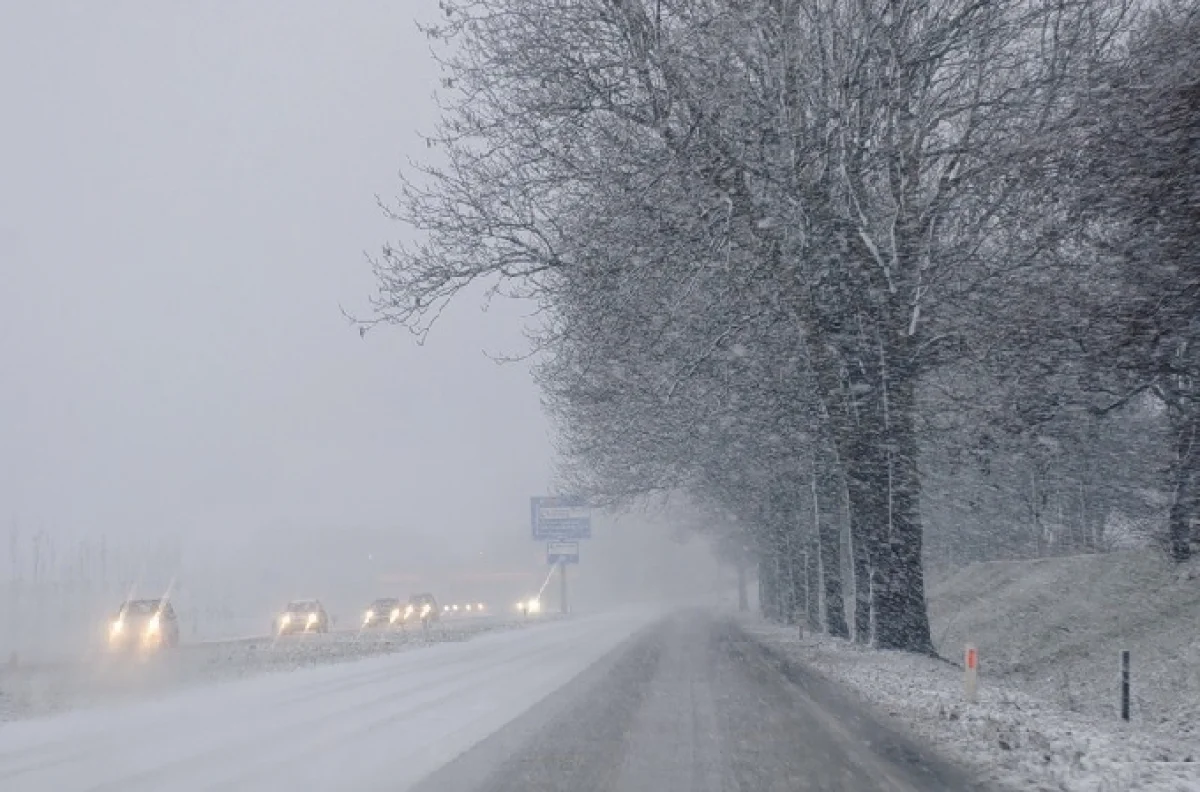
[285,602,319,613]
[120,601,162,616]
[370,599,398,609]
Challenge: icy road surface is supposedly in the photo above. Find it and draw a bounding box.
[417,611,987,792]
[0,611,986,792]
[0,611,656,792]
[0,616,520,722]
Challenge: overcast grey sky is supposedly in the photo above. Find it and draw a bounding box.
[0,2,555,566]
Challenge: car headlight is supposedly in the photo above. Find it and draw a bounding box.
[146,615,161,634]
[280,614,292,626]
[306,613,318,624]
[405,605,414,616]
[477,603,485,610]
[390,608,400,622]
[527,598,541,614]
[364,610,375,623]
[110,619,124,635]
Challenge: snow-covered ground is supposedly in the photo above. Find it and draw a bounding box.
[0,615,544,722]
[0,609,657,792]
[741,549,1200,792]
[929,549,1200,739]
[743,621,1200,791]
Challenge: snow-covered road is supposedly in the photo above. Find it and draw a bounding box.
[0,611,658,792]
[1,611,992,791]
[417,611,987,792]
[0,616,534,722]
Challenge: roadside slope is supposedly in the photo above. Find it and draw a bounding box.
[929,549,1200,734]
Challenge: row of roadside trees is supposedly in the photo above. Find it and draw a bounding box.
[370,0,1200,653]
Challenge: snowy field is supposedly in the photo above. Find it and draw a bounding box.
[0,609,657,792]
[0,614,546,722]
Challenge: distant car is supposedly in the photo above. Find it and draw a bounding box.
[361,597,404,628]
[108,599,180,650]
[275,599,330,634]
[408,593,439,626]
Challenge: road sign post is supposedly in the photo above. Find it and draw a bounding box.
[531,496,592,541]
[546,541,579,565]
[533,496,588,617]
[560,562,568,615]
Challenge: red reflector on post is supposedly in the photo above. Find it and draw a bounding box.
[966,646,978,670]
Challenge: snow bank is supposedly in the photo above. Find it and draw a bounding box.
[742,622,1200,791]
[929,550,1200,737]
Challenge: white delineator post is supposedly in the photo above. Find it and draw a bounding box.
[964,644,979,703]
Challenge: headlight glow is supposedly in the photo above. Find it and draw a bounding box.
[390,608,400,622]
[306,613,318,625]
[364,610,375,623]
[146,615,161,634]
[527,598,541,614]
[110,619,124,635]
[280,613,292,626]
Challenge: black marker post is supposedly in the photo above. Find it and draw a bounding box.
[1120,650,1131,721]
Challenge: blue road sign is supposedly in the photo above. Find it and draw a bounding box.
[547,541,580,565]
[531,495,592,540]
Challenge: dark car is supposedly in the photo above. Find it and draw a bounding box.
[409,593,439,626]
[107,598,180,650]
[361,597,404,628]
[275,599,330,634]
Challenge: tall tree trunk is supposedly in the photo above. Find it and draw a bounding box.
[849,489,872,643]
[737,559,749,612]
[758,554,776,621]
[806,538,821,632]
[847,448,887,644]
[872,356,935,654]
[784,526,806,626]
[1168,408,1198,562]
[813,461,849,637]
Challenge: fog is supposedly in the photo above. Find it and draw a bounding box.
[0,2,721,655]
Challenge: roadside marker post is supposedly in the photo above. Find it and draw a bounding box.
[1121,650,1131,721]
[964,644,979,703]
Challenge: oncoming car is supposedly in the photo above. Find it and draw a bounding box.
[361,597,404,628]
[275,599,330,635]
[408,593,439,626]
[108,599,180,651]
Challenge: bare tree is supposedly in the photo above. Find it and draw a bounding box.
[371,0,1136,653]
